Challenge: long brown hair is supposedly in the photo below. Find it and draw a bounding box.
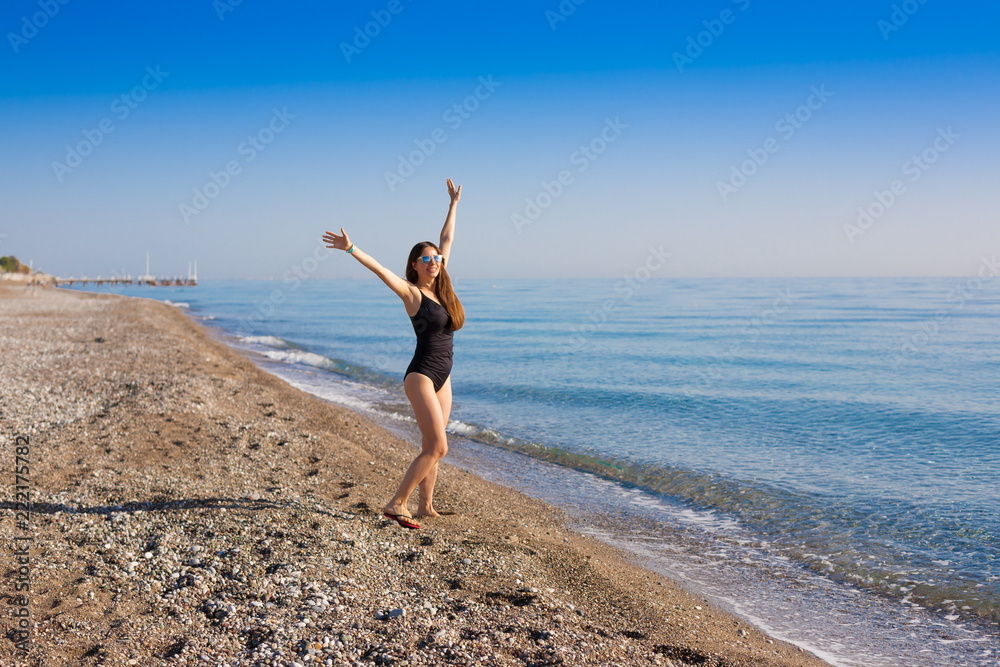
[405,241,465,331]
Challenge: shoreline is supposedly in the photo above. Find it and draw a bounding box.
[0,285,828,666]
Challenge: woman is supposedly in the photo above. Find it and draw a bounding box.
[321,178,465,530]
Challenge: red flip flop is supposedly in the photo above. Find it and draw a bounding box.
[383,512,420,530]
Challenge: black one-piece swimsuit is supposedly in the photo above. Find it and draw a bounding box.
[405,293,453,392]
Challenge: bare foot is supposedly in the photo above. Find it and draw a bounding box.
[415,506,440,518]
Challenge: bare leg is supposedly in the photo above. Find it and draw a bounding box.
[383,373,448,518]
[417,377,451,517]
[416,465,439,517]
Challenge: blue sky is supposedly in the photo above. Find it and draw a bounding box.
[2,0,998,279]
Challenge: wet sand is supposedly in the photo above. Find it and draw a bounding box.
[0,285,830,666]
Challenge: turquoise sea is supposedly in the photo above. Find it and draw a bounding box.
[68,276,1000,666]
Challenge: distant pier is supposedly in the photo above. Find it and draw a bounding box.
[54,275,197,287]
[55,256,198,287]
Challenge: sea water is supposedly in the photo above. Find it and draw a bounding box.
[69,277,1000,666]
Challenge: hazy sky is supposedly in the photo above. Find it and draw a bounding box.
[2,1,997,280]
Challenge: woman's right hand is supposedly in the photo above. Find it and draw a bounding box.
[322,227,352,251]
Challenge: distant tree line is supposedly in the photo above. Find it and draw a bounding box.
[0,255,31,273]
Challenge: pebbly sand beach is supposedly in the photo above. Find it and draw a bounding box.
[0,285,830,666]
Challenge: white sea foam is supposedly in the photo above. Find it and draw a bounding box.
[240,335,291,349]
[448,420,480,436]
[371,409,416,424]
[282,377,374,413]
[262,349,339,372]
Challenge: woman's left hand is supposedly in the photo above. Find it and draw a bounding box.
[447,178,462,205]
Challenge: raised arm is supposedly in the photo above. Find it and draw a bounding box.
[322,228,419,310]
[439,178,461,262]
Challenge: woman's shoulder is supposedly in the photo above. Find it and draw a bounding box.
[402,282,424,317]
